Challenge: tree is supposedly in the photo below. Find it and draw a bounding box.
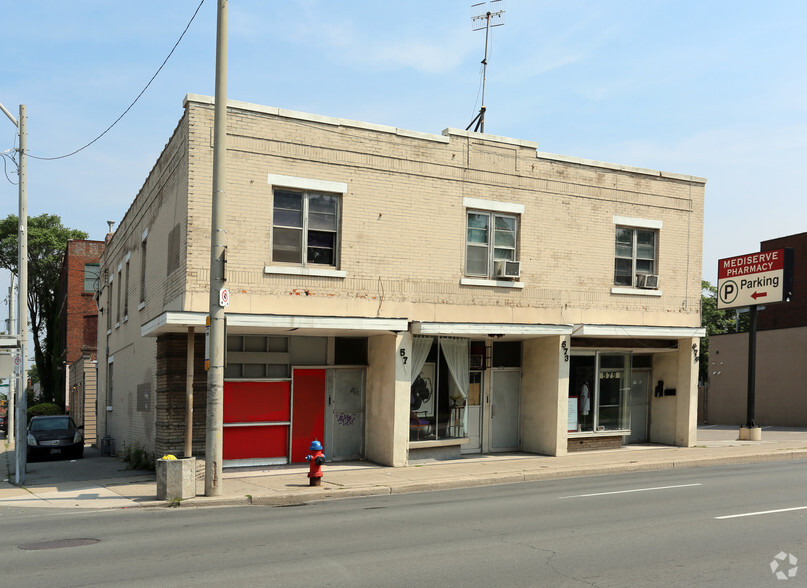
[0,214,87,407]
[700,280,749,383]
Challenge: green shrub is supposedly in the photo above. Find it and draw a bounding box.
[27,402,62,421]
[120,440,155,471]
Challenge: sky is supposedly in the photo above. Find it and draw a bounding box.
[1,0,806,302]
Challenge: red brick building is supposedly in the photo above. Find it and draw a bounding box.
[58,239,104,444]
[757,232,807,331]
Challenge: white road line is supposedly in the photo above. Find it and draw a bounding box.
[559,483,702,499]
[715,506,807,520]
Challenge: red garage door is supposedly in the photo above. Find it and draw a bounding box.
[223,381,290,463]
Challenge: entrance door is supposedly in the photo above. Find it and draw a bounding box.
[463,372,483,453]
[326,369,365,461]
[627,370,650,443]
[490,370,520,451]
[291,369,326,463]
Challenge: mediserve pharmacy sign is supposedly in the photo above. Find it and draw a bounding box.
[717,248,793,310]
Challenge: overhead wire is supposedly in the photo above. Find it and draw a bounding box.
[26,0,206,162]
[1,151,19,185]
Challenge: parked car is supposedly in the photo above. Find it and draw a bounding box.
[27,415,84,461]
[0,414,6,435]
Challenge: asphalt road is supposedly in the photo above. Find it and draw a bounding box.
[1,460,806,587]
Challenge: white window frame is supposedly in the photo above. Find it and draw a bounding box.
[611,216,662,296]
[461,197,524,288]
[267,174,347,277]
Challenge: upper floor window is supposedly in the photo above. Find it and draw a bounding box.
[83,263,100,293]
[140,229,148,304]
[116,267,122,325]
[272,189,339,266]
[465,210,519,278]
[123,259,130,319]
[613,216,661,288]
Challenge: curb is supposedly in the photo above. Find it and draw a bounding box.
[152,448,807,509]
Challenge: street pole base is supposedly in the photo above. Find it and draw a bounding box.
[739,426,762,441]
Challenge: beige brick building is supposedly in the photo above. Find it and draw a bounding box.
[97,94,705,467]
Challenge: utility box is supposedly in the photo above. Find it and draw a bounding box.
[156,457,196,501]
[100,436,114,456]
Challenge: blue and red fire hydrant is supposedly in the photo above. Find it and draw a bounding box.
[305,439,325,486]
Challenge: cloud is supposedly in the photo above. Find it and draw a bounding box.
[230,2,474,75]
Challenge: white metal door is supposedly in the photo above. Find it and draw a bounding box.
[627,370,650,444]
[325,369,365,461]
[490,370,520,451]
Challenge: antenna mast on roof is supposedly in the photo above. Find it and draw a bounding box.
[467,0,505,133]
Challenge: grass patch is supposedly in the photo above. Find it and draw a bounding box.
[120,441,155,471]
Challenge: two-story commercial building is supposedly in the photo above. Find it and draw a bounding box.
[96,94,705,467]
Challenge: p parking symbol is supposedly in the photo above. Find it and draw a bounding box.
[719,280,738,305]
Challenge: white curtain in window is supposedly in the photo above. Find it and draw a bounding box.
[410,336,434,385]
[440,337,470,436]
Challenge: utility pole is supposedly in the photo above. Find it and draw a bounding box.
[16,104,28,485]
[0,101,27,484]
[467,0,505,133]
[7,282,15,449]
[205,0,228,496]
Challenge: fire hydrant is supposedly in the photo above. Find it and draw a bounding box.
[305,439,325,486]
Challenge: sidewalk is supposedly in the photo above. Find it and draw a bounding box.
[3,426,807,510]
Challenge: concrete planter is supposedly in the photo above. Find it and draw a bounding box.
[156,457,196,500]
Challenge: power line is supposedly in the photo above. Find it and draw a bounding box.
[28,0,206,162]
[1,151,18,185]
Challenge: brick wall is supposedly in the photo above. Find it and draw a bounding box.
[179,97,704,330]
[154,333,208,459]
[567,435,623,452]
[758,232,807,330]
[96,95,705,455]
[60,240,104,364]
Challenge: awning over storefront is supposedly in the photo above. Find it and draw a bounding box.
[572,324,705,339]
[141,311,410,337]
[410,321,573,337]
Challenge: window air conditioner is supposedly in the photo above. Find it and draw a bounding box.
[494,260,521,279]
[636,274,659,289]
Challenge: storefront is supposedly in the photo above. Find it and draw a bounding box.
[567,352,652,443]
[408,336,533,459]
[217,334,369,467]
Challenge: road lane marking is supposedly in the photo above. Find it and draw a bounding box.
[715,506,807,520]
[559,483,702,499]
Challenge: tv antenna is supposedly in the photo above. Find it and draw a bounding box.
[467,0,505,133]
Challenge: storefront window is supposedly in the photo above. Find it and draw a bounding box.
[410,337,471,442]
[569,353,631,433]
[569,355,595,432]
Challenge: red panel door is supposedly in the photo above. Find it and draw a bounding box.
[291,369,326,463]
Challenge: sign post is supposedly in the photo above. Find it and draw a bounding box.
[717,248,793,435]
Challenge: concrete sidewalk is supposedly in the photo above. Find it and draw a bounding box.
[3,426,807,510]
